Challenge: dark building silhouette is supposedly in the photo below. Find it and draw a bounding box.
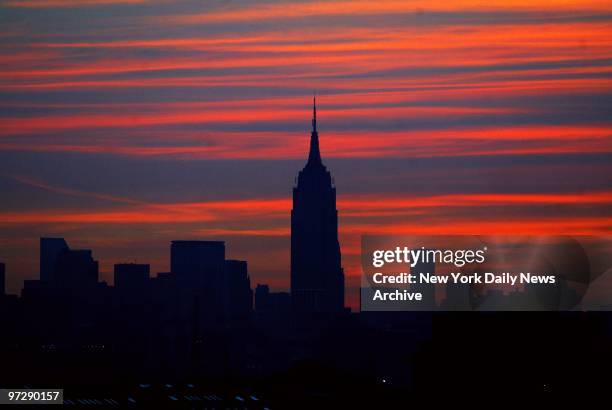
[171,240,225,286]
[255,284,290,313]
[31,237,100,292]
[114,263,150,291]
[224,260,253,320]
[291,98,344,313]
[255,284,271,311]
[21,279,49,300]
[0,262,5,296]
[171,240,226,326]
[53,249,99,289]
[40,237,68,282]
[254,284,291,327]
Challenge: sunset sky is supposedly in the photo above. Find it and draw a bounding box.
[0,0,611,308]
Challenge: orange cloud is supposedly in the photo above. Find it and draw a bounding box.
[2,124,609,159]
[160,1,612,25]
[1,192,609,226]
[0,105,525,135]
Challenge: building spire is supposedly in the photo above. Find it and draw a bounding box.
[312,95,317,133]
[307,96,322,166]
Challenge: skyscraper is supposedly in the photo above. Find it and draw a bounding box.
[170,240,225,287]
[40,237,68,282]
[53,249,99,289]
[224,260,252,320]
[170,240,226,325]
[291,98,344,313]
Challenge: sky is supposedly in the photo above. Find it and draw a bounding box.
[0,0,611,309]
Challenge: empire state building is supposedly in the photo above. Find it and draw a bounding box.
[291,98,345,313]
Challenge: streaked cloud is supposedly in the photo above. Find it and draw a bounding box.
[0,0,611,308]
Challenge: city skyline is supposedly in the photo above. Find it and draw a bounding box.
[2,104,346,310]
[0,2,611,403]
[1,0,611,310]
